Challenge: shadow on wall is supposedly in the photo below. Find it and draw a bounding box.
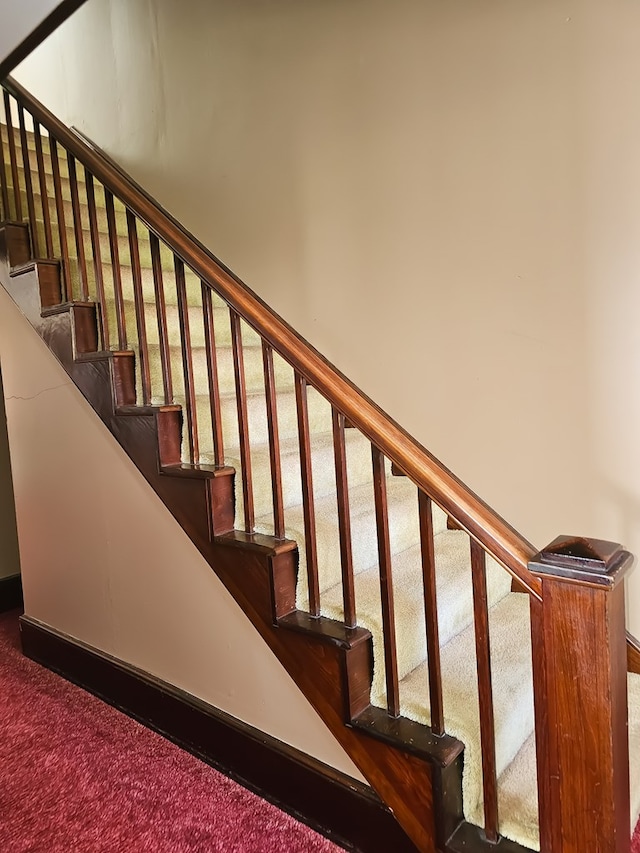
[0,367,21,581]
[592,476,640,628]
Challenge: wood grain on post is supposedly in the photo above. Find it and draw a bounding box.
[529,536,633,853]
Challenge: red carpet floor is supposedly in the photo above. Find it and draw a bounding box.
[1,606,639,853]
[0,609,344,853]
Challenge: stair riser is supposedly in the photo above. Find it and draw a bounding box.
[5,202,174,276]
[224,432,375,523]
[193,384,332,454]
[0,221,30,266]
[320,536,514,701]
[401,592,535,829]
[2,135,86,191]
[291,478,438,601]
[142,339,293,400]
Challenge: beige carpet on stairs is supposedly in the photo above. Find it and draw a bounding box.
[4,126,640,852]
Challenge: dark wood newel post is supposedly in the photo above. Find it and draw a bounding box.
[529,536,633,853]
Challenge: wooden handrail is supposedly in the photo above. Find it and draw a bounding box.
[3,75,541,598]
[628,630,640,674]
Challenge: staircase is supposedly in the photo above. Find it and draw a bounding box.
[1,78,640,853]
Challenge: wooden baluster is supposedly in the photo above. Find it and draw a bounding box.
[104,188,127,349]
[84,171,108,348]
[295,373,320,616]
[470,539,499,843]
[418,491,445,735]
[230,308,254,532]
[201,284,224,465]
[262,342,285,539]
[332,409,356,628]
[127,211,151,405]
[33,122,53,258]
[0,110,10,221]
[3,92,22,221]
[529,537,633,853]
[67,153,89,301]
[628,631,640,675]
[150,233,173,405]
[372,446,401,717]
[529,593,554,853]
[48,137,72,300]
[175,257,199,464]
[17,105,39,257]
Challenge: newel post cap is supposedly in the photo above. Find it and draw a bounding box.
[528,535,634,588]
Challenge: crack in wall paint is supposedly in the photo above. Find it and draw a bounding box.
[6,381,71,402]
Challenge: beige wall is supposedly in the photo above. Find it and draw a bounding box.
[0,285,362,779]
[11,3,640,624]
[0,369,20,580]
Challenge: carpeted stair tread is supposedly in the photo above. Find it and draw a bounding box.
[170,382,332,454]
[217,428,375,523]
[4,125,55,158]
[480,733,540,850]
[476,672,640,851]
[3,131,95,190]
[319,530,513,700]
[283,475,447,604]
[397,592,535,838]
[104,263,237,309]
[100,277,250,352]
[13,212,178,281]
[120,298,248,351]
[146,340,294,401]
[6,180,116,225]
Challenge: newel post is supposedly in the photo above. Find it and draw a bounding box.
[529,536,633,853]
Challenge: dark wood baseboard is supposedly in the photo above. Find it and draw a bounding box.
[19,615,418,853]
[0,573,22,612]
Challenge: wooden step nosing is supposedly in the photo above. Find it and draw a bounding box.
[10,257,61,277]
[214,529,298,556]
[277,611,372,650]
[0,218,29,228]
[350,705,465,769]
[42,300,96,318]
[75,349,135,362]
[116,404,182,416]
[161,463,235,481]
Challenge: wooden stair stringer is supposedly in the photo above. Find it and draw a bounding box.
[0,226,235,553]
[207,532,443,853]
[0,221,469,853]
